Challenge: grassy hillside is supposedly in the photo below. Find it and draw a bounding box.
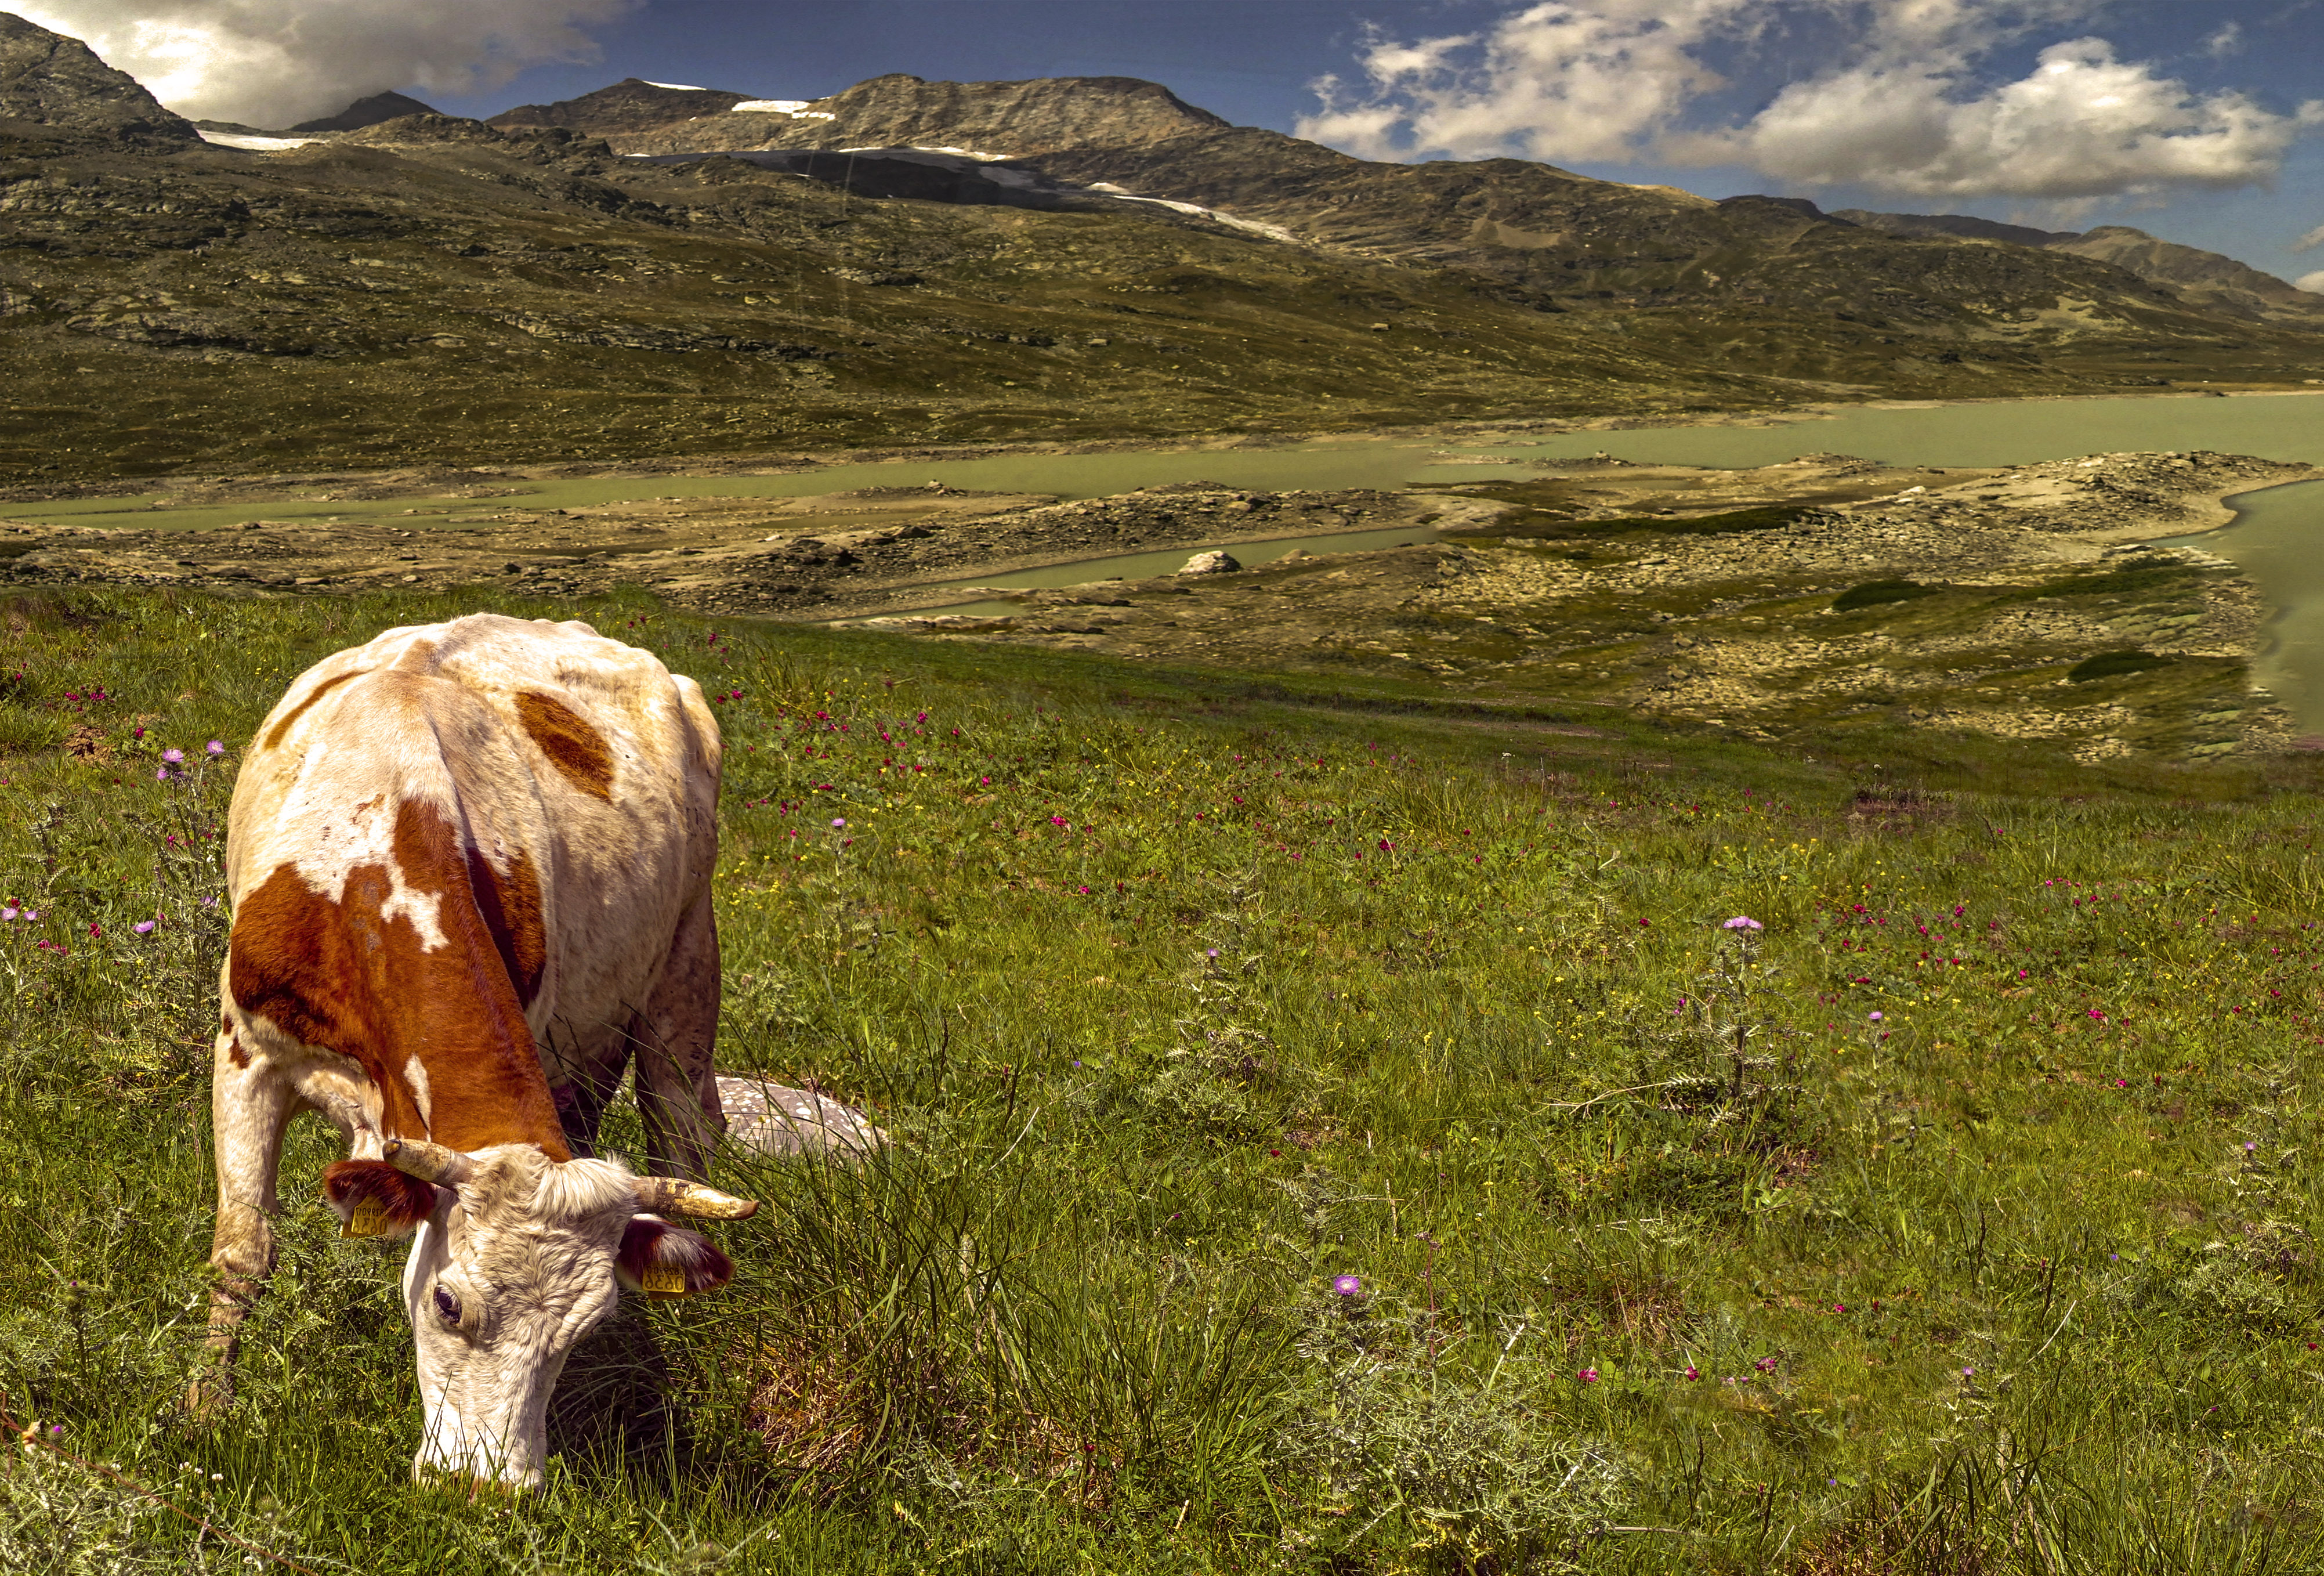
[0,586,2319,1573]
[8,117,2324,489]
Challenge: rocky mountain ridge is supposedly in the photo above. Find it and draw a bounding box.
[616,72,1229,159]
[547,69,2317,341]
[0,10,195,149]
[488,78,753,135]
[1838,209,2324,324]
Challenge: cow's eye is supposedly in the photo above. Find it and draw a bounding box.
[432,1286,461,1324]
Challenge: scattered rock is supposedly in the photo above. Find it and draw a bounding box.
[714,1075,886,1158]
[1178,549,1240,574]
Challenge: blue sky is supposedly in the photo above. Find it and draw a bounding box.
[21,1,2324,287]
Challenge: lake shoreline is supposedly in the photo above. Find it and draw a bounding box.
[10,386,2323,510]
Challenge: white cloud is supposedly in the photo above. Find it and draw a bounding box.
[13,0,640,126]
[2298,272,2324,295]
[1695,37,2324,198]
[1301,1,1739,165]
[1298,1,2324,201]
[2203,21,2242,59]
[2296,223,2324,252]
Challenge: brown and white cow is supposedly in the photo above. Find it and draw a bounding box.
[204,613,756,1488]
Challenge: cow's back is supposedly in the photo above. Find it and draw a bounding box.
[228,616,721,1111]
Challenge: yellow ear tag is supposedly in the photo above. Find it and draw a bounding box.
[641,1264,687,1297]
[343,1200,386,1239]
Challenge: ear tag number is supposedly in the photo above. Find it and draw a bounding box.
[642,1264,686,1297]
[344,1200,387,1239]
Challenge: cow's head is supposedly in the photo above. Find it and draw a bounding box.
[323,1138,756,1490]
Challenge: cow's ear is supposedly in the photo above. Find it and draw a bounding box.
[616,1216,734,1298]
[322,1161,440,1239]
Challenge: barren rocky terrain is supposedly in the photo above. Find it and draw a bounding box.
[861,449,2316,762]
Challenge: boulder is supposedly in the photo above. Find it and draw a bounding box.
[715,1075,886,1159]
[1177,550,1241,575]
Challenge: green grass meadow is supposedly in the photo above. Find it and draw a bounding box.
[0,587,2321,1573]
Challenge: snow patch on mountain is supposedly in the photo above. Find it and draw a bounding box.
[197,129,317,150]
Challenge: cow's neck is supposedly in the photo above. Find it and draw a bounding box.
[229,796,571,1159]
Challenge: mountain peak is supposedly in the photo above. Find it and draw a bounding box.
[487,77,752,135]
[0,10,198,149]
[289,90,440,135]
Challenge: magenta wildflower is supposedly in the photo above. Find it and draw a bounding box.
[1577,1367,1600,1383]
[831,818,846,828]
[1333,1275,1362,1296]
[1722,915,1763,930]
[1869,1011,1883,1022]
[1684,1365,1700,1380]
[154,768,169,782]
[205,740,224,756]
[133,920,155,935]
[161,748,183,764]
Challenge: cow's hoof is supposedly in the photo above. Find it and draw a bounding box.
[714,1076,887,1159]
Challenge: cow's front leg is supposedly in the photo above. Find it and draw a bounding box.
[193,1019,300,1408]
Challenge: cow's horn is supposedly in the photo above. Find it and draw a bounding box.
[633,1177,759,1220]
[383,1138,475,1186]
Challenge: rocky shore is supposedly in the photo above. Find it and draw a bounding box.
[863,449,2318,762]
[0,446,2309,763]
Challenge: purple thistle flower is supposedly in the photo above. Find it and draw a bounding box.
[831,817,846,828]
[0,909,14,922]
[1722,915,1762,930]
[133,920,155,935]
[1333,1275,1361,1296]
[205,740,224,756]
[161,748,183,764]
[1869,1011,1883,1022]
[155,768,169,782]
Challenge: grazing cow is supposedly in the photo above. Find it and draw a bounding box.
[204,614,757,1488]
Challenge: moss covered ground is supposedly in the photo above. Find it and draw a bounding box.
[0,586,2321,1573]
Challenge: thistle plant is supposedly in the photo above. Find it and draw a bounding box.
[1693,914,1782,1102]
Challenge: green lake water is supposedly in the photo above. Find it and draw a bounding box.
[2163,479,2324,738]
